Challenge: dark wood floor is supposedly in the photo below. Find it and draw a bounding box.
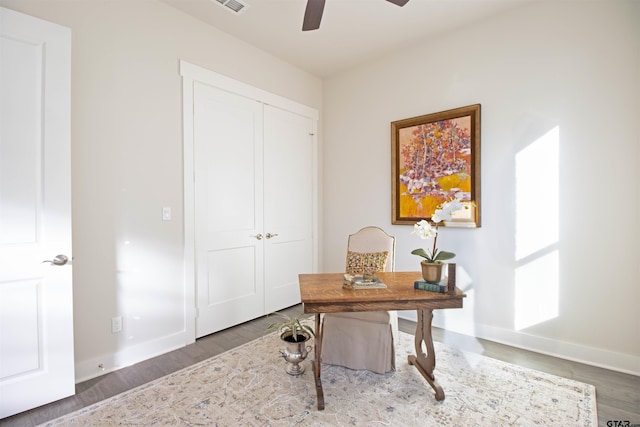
[2,305,638,427]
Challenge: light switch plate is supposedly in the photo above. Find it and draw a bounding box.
[162,207,171,221]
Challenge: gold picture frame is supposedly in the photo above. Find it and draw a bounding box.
[391,104,481,226]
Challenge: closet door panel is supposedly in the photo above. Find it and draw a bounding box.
[194,82,264,337]
[263,105,314,313]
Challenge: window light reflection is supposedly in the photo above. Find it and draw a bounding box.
[514,126,560,330]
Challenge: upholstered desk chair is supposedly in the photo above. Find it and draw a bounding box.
[320,226,398,374]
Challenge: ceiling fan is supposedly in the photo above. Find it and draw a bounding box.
[302,0,410,31]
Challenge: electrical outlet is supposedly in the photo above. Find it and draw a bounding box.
[111,316,122,333]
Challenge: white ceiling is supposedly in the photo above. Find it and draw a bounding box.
[162,0,532,78]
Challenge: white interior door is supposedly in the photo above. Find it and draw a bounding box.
[263,105,313,312]
[193,82,265,337]
[0,7,74,418]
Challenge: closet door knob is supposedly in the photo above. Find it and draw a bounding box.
[265,233,278,239]
[42,254,69,266]
[252,234,263,240]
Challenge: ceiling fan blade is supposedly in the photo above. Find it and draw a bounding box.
[386,0,409,6]
[302,0,325,31]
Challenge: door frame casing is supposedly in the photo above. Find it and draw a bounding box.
[179,60,319,341]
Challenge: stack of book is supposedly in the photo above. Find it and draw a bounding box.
[414,279,448,293]
[342,273,387,289]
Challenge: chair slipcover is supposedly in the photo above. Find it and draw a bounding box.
[320,226,398,374]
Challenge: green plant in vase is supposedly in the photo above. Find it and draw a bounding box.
[267,312,315,375]
[267,312,315,343]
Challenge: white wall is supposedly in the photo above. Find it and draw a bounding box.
[323,0,640,374]
[0,0,322,381]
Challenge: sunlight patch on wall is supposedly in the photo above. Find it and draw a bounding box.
[514,126,560,331]
[514,250,559,330]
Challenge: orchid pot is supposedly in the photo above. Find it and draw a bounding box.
[420,261,445,283]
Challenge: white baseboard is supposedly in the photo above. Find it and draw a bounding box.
[398,311,640,376]
[74,330,194,383]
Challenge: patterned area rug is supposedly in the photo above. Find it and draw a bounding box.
[40,331,597,426]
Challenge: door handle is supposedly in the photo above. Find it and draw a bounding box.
[265,233,278,239]
[252,234,263,240]
[42,254,69,266]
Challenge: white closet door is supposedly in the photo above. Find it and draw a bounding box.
[263,105,314,313]
[184,60,318,338]
[0,7,74,417]
[193,82,265,337]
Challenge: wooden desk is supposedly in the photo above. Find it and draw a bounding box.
[299,271,466,410]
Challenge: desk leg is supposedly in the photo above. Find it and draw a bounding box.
[312,313,325,410]
[407,309,445,401]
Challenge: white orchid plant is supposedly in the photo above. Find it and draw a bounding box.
[411,196,464,264]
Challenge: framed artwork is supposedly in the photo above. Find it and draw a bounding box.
[391,104,481,226]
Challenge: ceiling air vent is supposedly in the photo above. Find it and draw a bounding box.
[213,0,249,15]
